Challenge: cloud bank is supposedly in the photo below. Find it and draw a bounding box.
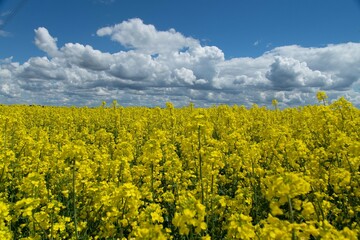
[1,18,360,107]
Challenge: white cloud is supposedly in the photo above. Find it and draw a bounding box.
[0,60,21,98]
[173,68,197,85]
[265,56,330,91]
[96,18,199,55]
[61,43,113,71]
[268,43,360,90]
[108,51,158,82]
[21,57,62,77]
[1,19,360,107]
[214,56,271,90]
[34,27,60,57]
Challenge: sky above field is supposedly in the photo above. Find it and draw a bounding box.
[1,0,360,107]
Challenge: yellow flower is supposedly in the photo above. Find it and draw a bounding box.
[201,235,211,240]
[150,212,163,223]
[183,209,195,218]
[301,201,315,219]
[270,202,283,216]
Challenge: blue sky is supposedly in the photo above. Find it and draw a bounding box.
[1,0,360,107]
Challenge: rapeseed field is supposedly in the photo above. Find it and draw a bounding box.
[0,95,359,239]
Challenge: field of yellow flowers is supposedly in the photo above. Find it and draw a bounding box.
[0,97,359,239]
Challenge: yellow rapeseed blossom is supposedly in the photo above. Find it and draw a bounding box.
[0,96,359,239]
[0,201,12,240]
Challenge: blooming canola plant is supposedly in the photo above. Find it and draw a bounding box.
[0,96,359,239]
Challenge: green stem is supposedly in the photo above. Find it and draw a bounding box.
[151,162,154,200]
[72,158,79,240]
[3,118,7,148]
[198,125,204,205]
[287,195,296,240]
[210,163,215,238]
[31,211,47,239]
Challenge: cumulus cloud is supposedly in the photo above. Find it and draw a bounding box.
[173,68,197,85]
[108,51,158,81]
[61,43,112,71]
[1,19,360,107]
[96,18,199,55]
[268,44,360,90]
[34,27,60,57]
[266,56,330,91]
